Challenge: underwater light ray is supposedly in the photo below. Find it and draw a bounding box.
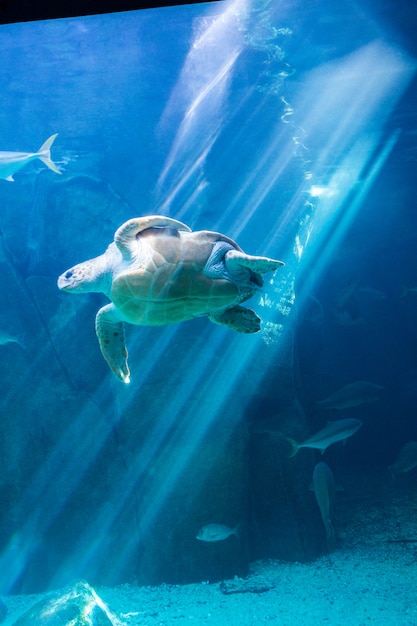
[315,131,400,269]
[229,42,414,250]
[297,41,415,176]
[110,329,282,581]
[122,311,228,396]
[156,55,235,194]
[215,128,296,238]
[280,39,416,313]
[51,325,236,582]
[154,1,245,208]
[157,137,217,216]
[175,178,209,218]
[184,49,241,122]
[0,393,116,592]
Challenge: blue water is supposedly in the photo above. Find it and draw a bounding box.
[0,0,416,599]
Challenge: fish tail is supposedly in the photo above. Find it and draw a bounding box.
[325,519,336,552]
[16,331,27,349]
[233,522,242,539]
[38,133,61,175]
[285,437,299,458]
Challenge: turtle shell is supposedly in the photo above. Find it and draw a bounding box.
[110,228,251,326]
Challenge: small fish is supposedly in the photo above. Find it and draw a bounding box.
[313,462,336,552]
[0,134,61,181]
[286,418,362,457]
[356,287,386,303]
[0,330,25,348]
[317,381,384,410]
[196,523,239,542]
[400,286,417,298]
[389,441,417,474]
[332,305,364,326]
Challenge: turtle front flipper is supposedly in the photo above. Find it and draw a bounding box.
[115,216,191,258]
[208,305,261,333]
[95,304,130,383]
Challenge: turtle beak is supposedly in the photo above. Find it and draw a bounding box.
[57,269,74,291]
[58,269,77,291]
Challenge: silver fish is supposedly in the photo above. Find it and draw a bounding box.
[0,134,61,181]
[286,418,362,457]
[317,381,384,410]
[389,441,417,474]
[313,462,336,552]
[0,330,25,348]
[196,523,239,542]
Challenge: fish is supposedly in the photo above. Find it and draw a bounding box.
[356,287,386,303]
[317,381,384,410]
[0,330,25,348]
[333,306,364,326]
[196,523,239,542]
[400,286,417,298]
[334,278,361,309]
[389,441,417,474]
[0,134,61,181]
[286,418,362,457]
[332,279,386,325]
[313,462,336,552]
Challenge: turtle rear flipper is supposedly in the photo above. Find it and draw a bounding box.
[95,304,130,383]
[226,250,285,275]
[204,242,284,284]
[208,305,261,333]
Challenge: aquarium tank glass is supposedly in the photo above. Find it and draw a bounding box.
[0,0,416,622]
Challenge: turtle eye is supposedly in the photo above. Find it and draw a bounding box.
[64,270,73,279]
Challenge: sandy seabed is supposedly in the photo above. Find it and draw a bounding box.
[2,467,417,625]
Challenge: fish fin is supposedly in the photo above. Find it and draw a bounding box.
[5,175,14,182]
[285,437,299,458]
[325,519,336,552]
[38,133,59,152]
[38,133,61,175]
[16,332,27,349]
[233,522,242,539]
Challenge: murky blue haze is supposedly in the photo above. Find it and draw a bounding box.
[0,0,416,602]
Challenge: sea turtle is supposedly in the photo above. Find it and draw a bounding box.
[57,215,284,383]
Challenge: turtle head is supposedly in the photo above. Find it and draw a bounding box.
[58,253,111,295]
